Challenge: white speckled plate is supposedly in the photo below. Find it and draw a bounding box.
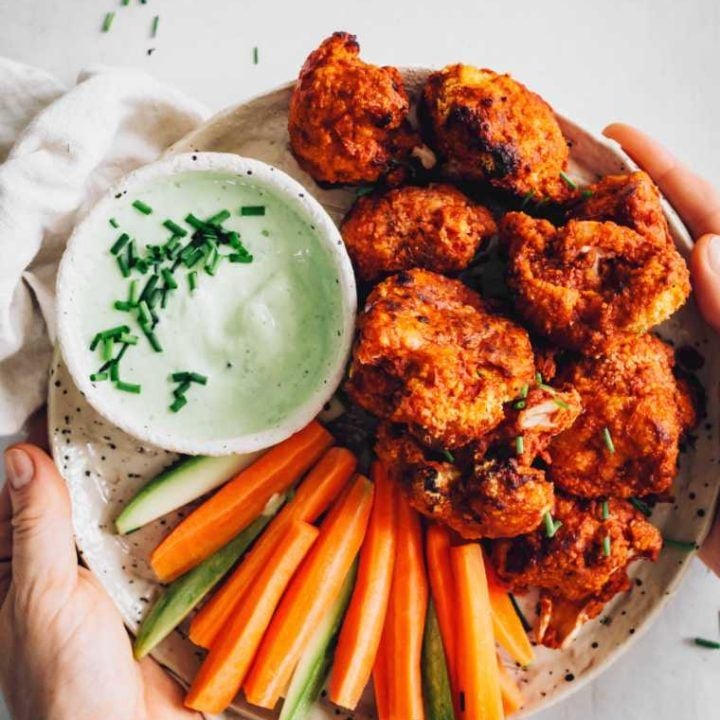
[49,69,720,719]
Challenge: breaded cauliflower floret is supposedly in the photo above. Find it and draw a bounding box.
[568,171,672,246]
[341,183,497,282]
[375,423,554,539]
[491,494,662,647]
[549,334,696,498]
[288,32,419,185]
[420,64,571,201]
[501,213,691,354]
[345,269,535,449]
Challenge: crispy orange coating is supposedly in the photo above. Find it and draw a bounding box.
[548,334,696,498]
[288,32,419,185]
[568,171,671,246]
[478,384,583,466]
[375,423,553,539]
[501,213,691,354]
[491,494,662,647]
[340,184,497,282]
[345,269,535,449]
[420,64,570,201]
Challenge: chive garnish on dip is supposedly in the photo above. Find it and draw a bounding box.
[109,218,119,228]
[240,205,266,216]
[515,435,524,456]
[163,219,188,237]
[630,497,653,517]
[601,500,610,520]
[543,511,562,538]
[116,380,142,394]
[694,638,720,650]
[102,12,115,33]
[602,535,611,557]
[151,15,159,38]
[132,199,153,215]
[442,449,455,463]
[253,46,259,65]
[662,538,697,552]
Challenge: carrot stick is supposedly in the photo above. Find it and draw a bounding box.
[497,659,523,716]
[451,543,504,720]
[328,462,398,710]
[426,523,458,698]
[184,521,319,713]
[386,496,428,720]
[243,474,374,710]
[151,421,332,582]
[372,619,391,720]
[189,446,356,647]
[485,556,535,668]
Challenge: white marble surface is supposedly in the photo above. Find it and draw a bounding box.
[0,0,719,718]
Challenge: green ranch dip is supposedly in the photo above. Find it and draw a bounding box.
[58,158,353,453]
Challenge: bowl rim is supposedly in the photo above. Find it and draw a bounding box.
[55,151,357,456]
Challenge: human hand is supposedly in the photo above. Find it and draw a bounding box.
[603,123,720,576]
[0,444,201,720]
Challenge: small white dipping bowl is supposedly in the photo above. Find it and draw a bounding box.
[57,153,357,456]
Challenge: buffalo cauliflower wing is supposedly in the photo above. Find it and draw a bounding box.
[375,423,554,539]
[568,171,672,246]
[345,269,535,449]
[548,334,696,498]
[491,494,662,647]
[420,64,571,201]
[288,32,419,185]
[501,212,691,354]
[340,183,497,282]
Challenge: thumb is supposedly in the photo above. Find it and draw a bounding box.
[4,444,77,596]
[690,233,720,334]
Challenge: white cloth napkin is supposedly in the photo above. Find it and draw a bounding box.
[0,59,209,435]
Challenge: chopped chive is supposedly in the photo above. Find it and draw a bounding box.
[442,449,455,463]
[520,190,535,209]
[160,288,169,309]
[116,380,141,394]
[694,638,720,650]
[116,256,131,278]
[538,383,556,394]
[115,342,130,363]
[519,384,529,399]
[117,333,138,345]
[559,171,577,189]
[148,295,161,319]
[189,372,208,385]
[128,279,138,305]
[139,274,159,303]
[535,372,543,385]
[90,333,102,351]
[132,199,153,215]
[581,189,595,198]
[509,593,532,633]
[110,232,130,255]
[110,361,120,382]
[170,395,188,413]
[173,380,191,397]
[602,535,611,557]
[109,217,119,228]
[101,338,114,362]
[630,497,653,517]
[662,538,697,552]
[170,371,190,382]
[99,325,130,340]
[102,12,115,32]
[355,185,374,198]
[543,511,562,538]
[137,300,152,325]
[185,213,206,230]
[207,209,231,226]
[601,500,610,520]
[126,239,137,268]
[204,245,219,275]
[162,219,188,237]
[602,427,616,454]
[513,400,526,410]
[253,46,259,65]
[553,397,571,410]
[227,231,243,249]
[229,252,253,263]
[161,268,178,289]
[144,330,162,353]
[151,15,159,38]
[261,229,270,237]
[188,270,198,292]
[515,435,524,456]
[135,258,149,274]
[240,205,266,216]
[113,300,133,312]
[90,372,109,382]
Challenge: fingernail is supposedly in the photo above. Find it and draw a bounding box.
[5,448,34,490]
[706,235,720,275]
